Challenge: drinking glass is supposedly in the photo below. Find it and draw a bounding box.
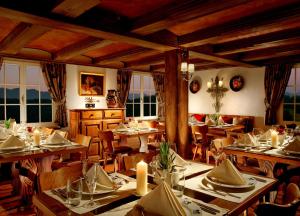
[171,167,185,197]
[252,128,263,145]
[66,178,82,206]
[285,128,294,139]
[209,140,224,166]
[84,164,98,208]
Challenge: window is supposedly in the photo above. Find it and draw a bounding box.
[126,74,157,119]
[283,68,300,121]
[0,60,53,123]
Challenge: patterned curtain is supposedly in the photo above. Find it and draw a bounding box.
[152,72,165,121]
[117,69,132,108]
[264,64,292,125]
[41,62,67,127]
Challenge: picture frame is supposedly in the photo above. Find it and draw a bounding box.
[189,79,201,94]
[79,72,105,96]
[229,75,244,92]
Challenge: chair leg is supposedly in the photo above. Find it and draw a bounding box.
[193,145,199,161]
[206,150,210,164]
[103,153,108,170]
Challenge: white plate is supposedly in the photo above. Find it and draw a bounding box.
[281,149,300,155]
[204,174,256,189]
[0,146,25,151]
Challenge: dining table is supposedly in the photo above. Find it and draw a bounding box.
[32,161,278,216]
[113,128,164,153]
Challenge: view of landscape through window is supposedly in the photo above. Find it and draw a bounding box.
[284,68,300,121]
[126,74,157,118]
[0,61,52,123]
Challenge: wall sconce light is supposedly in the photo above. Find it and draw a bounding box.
[207,76,228,113]
[180,49,195,81]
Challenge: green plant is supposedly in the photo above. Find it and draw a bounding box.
[159,142,176,171]
[4,118,11,129]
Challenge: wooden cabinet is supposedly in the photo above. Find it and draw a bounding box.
[69,108,125,158]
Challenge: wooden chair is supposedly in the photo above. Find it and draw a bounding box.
[191,125,209,161]
[206,136,234,164]
[38,163,83,192]
[123,154,145,171]
[255,183,300,216]
[99,131,133,172]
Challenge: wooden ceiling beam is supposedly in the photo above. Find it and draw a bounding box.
[0,22,50,54]
[242,45,300,61]
[189,51,254,68]
[55,38,112,60]
[0,6,174,52]
[125,53,165,67]
[214,29,300,55]
[179,4,300,47]
[52,0,99,18]
[150,64,165,71]
[131,0,248,35]
[93,47,150,64]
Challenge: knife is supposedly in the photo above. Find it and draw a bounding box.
[192,201,220,214]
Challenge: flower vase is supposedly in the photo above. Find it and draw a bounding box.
[106,90,118,108]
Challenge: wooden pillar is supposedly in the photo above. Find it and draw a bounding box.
[165,50,178,144]
[177,50,189,158]
[165,50,189,158]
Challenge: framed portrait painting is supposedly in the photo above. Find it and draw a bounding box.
[79,72,105,96]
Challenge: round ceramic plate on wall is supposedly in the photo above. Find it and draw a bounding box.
[189,79,201,94]
[230,75,244,92]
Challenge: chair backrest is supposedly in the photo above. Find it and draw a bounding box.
[191,125,208,144]
[54,130,68,139]
[75,134,92,147]
[123,154,145,171]
[98,130,114,153]
[255,183,300,216]
[38,163,82,192]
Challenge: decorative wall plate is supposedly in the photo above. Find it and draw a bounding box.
[189,79,201,94]
[230,75,244,92]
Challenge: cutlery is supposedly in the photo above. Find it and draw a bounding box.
[202,184,241,199]
[252,177,267,183]
[183,199,218,215]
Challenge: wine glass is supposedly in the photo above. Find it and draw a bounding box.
[84,163,98,208]
[252,128,263,145]
[209,140,224,166]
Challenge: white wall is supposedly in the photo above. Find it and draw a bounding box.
[66,64,117,110]
[189,67,266,127]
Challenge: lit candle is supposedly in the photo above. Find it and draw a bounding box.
[271,130,278,148]
[207,81,212,88]
[33,129,40,146]
[136,160,148,196]
[218,80,223,87]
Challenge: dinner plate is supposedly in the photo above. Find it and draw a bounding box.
[81,182,115,195]
[204,174,256,189]
[0,146,25,151]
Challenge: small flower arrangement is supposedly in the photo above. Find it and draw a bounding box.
[158,141,176,172]
[4,118,11,129]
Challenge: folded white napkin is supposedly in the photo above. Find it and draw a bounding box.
[260,129,271,140]
[127,181,186,216]
[0,135,25,149]
[247,133,258,146]
[169,148,189,167]
[45,132,68,144]
[86,164,114,191]
[207,159,246,185]
[284,137,300,152]
[116,123,128,130]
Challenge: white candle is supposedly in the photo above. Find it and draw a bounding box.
[136,160,148,196]
[207,81,212,88]
[33,129,40,146]
[271,130,278,148]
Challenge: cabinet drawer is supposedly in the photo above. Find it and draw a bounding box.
[104,110,123,119]
[81,110,102,119]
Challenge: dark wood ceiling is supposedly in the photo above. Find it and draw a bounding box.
[0,0,299,72]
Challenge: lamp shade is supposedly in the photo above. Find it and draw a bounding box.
[188,64,195,73]
[181,62,188,72]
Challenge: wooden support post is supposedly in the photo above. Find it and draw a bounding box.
[165,50,178,145]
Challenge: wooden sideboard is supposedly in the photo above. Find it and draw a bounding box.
[69,108,125,158]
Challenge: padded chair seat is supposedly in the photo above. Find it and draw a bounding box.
[114,146,132,154]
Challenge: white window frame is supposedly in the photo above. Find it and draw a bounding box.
[1,59,54,125]
[126,72,158,120]
[283,67,300,122]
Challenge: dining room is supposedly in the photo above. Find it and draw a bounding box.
[0,0,300,215]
